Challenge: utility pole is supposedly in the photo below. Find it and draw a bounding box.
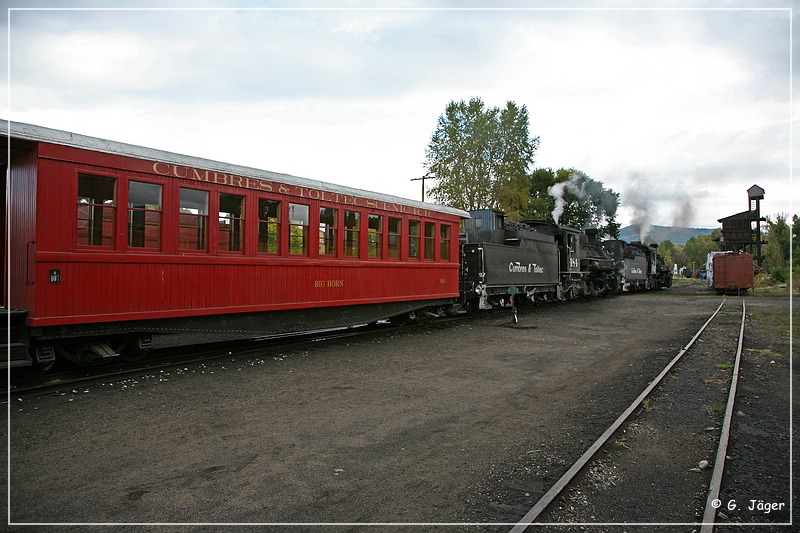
[410,174,434,202]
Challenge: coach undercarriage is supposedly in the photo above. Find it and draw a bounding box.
[20,298,459,369]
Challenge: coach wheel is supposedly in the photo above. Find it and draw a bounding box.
[390,315,408,327]
[120,334,153,363]
[464,299,479,315]
[25,344,57,374]
[34,359,56,373]
[390,311,415,327]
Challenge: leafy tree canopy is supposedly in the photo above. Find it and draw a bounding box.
[525,167,620,238]
[423,97,539,218]
[763,213,792,282]
[683,230,722,268]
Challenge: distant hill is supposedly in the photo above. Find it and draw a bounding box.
[618,225,715,246]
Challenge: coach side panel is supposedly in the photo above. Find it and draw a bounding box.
[28,148,463,327]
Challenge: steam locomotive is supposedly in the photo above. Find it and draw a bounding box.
[460,209,671,311]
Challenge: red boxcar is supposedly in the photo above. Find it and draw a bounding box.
[2,120,468,368]
[707,252,754,294]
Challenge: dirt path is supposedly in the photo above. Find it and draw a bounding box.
[4,281,794,531]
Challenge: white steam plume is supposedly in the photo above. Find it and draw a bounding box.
[548,173,585,225]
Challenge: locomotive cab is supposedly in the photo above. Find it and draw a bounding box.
[463,209,506,245]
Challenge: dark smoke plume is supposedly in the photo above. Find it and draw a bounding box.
[623,175,654,242]
[670,191,696,228]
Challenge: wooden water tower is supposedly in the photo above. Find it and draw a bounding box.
[717,184,765,266]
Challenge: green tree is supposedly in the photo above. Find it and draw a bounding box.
[525,167,620,238]
[763,214,792,282]
[423,97,539,216]
[657,240,677,268]
[683,230,722,270]
[526,167,559,221]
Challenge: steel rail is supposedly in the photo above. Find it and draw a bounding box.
[701,299,746,532]
[509,299,727,532]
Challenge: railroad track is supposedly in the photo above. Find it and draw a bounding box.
[509,299,748,532]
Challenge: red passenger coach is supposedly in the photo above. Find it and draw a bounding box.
[2,120,468,369]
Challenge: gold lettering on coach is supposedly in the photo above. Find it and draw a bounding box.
[151,162,433,218]
[314,279,345,288]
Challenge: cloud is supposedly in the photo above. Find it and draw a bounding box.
[38,31,161,88]
[3,5,794,227]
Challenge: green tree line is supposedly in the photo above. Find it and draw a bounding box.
[761,214,797,286]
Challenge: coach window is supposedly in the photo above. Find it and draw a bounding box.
[258,199,280,254]
[408,220,421,259]
[219,193,245,253]
[424,222,436,260]
[178,188,209,251]
[344,210,360,257]
[388,217,402,259]
[319,207,338,256]
[128,181,162,249]
[440,224,451,261]
[77,174,116,247]
[367,214,383,258]
[288,203,309,255]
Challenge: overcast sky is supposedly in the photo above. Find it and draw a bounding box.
[3,1,796,231]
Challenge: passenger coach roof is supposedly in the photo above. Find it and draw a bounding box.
[1,119,469,219]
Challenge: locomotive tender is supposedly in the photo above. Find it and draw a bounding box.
[3,121,671,371]
[2,120,467,370]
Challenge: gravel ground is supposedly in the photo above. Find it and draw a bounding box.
[3,279,795,532]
